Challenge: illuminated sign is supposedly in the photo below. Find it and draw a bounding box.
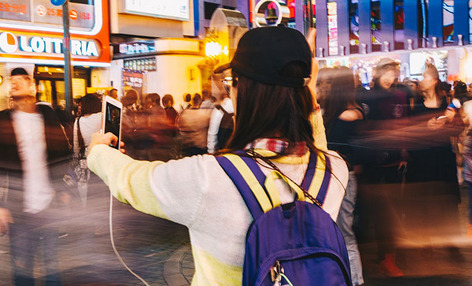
[0,0,30,21]
[124,57,156,72]
[121,0,189,21]
[0,0,110,66]
[0,0,101,36]
[122,69,144,100]
[327,2,338,56]
[34,0,94,30]
[0,31,99,57]
[118,41,155,55]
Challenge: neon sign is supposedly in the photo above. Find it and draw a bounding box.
[0,31,99,57]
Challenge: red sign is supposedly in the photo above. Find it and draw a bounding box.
[0,0,110,65]
[69,9,77,20]
[122,69,144,100]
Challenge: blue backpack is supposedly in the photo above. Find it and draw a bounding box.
[216,151,351,286]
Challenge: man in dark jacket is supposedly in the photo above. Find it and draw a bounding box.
[0,67,71,285]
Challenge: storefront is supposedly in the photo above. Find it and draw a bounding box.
[110,38,204,108]
[0,0,110,111]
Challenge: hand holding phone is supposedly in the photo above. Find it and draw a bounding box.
[89,132,124,154]
[102,96,123,149]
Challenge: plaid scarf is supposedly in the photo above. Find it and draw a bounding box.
[244,138,308,156]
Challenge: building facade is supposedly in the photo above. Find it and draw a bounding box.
[0,0,110,111]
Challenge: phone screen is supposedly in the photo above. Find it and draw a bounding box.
[104,102,122,149]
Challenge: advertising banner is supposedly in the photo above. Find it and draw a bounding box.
[122,69,144,101]
[0,0,30,22]
[0,0,110,65]
[33,0,94,29]
[0,30,101,60]
[121,0,189,21]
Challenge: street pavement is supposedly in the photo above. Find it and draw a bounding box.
[1,180,472,285]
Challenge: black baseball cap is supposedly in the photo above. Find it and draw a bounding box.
[11,67,29,77]
[215,26,312,88]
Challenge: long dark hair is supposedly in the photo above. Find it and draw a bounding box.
[79,93,101,116]
[226,62,315,152]
[323,66,357,133]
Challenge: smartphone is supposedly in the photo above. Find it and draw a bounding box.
[101,96,123,149]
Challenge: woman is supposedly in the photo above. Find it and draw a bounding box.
[87,27,348,285]
[73,93,102,206]
[406,63,464,247]
[121,89,151,159]
[323,66,365,285]
[162,93,178,124]
[315,67,334,111]
[75,94,102,155]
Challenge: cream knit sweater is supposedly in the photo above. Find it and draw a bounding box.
[88,145,347,285]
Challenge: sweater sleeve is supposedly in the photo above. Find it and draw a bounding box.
[87,144,211,227]
[311,107,328,151]
[207,109,223,153]
[87,144,169,219]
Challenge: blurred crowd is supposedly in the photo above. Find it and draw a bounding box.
[3,56,472,285]
[318,58,472,285]
[104,85,234,161]
[0,66,237,285]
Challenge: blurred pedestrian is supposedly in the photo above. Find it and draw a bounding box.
[405,63,464,251]
[177,93,212,156]
[109,88,118,100]
[461,93,472,237]
[179,93,192,112]
[144,93,160,110]
[87,26,348,285]
[453,80,470,104]
[323,66,365,285]
[442,81,453,104]
[162,94,178,125]
[207,72,234,153]
[121,89,150,159]
[0,67,71,285]
[146,93,176,161]
[200,89,214,109]
[356,57,408,277]
[402,78,420,112]
[73,93,102,207]
[315,67,333,109]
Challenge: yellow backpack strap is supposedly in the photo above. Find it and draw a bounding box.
[265,170,305,207]
[220,154,273,213]
[301,151,332,205]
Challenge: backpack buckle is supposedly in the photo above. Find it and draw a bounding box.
[270,260,284,283]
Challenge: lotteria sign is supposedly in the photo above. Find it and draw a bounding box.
[0,0,110,66]
[0,31,100,58]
